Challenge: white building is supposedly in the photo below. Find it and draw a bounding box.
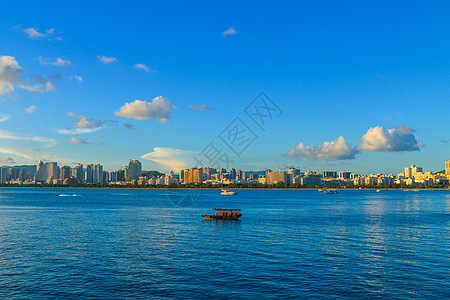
[34,161,58,183]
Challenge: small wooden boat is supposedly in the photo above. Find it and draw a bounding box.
[202,208,242,220]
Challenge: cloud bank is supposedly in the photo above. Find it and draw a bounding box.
[285,125,424,161]
[141,147,196,171]
[285,136,359,161]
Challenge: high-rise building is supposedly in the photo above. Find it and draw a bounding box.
[405,164,423,179]
[127,160,142,181]
[446,160,450,175]
[72,163,84,183]
[34,161,58,183]
[0,167,7,183]
[94,164,103,183]
[117,169,125,182]
[103,171,109,183]
[339,171,351,179]
[85,164,94,184]
[182,167,203,184]
[266,171,287,184]
[322,171,337,178]
[229,168,236,180]
[61,166,71,181]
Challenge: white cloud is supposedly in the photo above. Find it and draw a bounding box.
[285,136,359,161]
[360,125,424,152]
[0,114,9,122]
[114,96,174,122]
[25,105,37,113]
[52,58,71,66]
[67,112,76,116]
[0,156,15,164]
[18,82,44,93]
[0,129,58,147]
[141,147,196,172]
[40,57,71,66]
[68,137,91,144]
[45,81,55,91]
[72,75,83,82]
[23,27,56,39]
[134,63,154,72]
[71,114,112,129]
[56,127,101,135]
[0,148,33,160]
[188,104,215,111]
[0,56,22,95]
[222,27,237,37]
[97,56,118,63]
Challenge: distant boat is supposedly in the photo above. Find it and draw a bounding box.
[376,190,381,192]
[202,208,242,220]
[220,189,238,196]
[318,189,323,192]
[323,189,338,194]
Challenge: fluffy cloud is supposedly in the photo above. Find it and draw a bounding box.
[18,81,54,93]
[23,27,56,39]
[222,27,237,37]
[68,137,91,144]
[97,56,118,63]
[285,136,359,161]
[0,114,9,122]
[188,104,215,111]
[141,147,196,171]
[0,56,56,95]
[25,105,37,113]
[115,96,174,122]
[0,56,22,95]
[0,156,15,164]
[72,114,105,128]
[360,125,424,152]
[134,63,154,72]
[57,113,117,134]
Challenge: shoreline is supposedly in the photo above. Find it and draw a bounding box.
[0,187,449,191]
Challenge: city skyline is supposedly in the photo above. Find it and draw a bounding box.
[1,158,449,187]
[1,1,449,174]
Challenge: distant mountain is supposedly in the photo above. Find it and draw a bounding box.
[141,170,164,178]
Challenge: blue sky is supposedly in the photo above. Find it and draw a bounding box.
[1,0,449,174]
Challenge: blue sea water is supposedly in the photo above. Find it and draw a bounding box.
[0,188,449,299]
